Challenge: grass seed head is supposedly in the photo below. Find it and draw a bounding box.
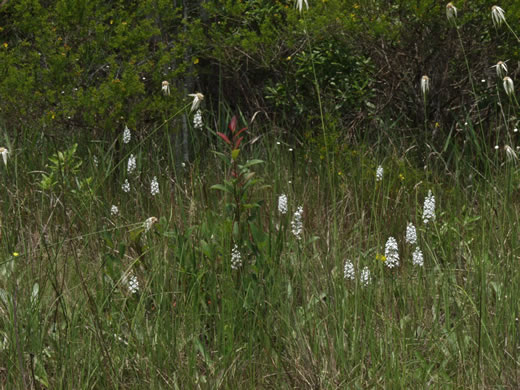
[421,75,430,97]
[446,3,457,22]
[491,5,506,27]
[503,76,514,96]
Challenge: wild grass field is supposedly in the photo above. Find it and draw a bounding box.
[2,1,520,389]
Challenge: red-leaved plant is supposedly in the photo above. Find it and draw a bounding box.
[211,115,267,245]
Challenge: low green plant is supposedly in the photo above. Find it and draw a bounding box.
[39,143,94,202]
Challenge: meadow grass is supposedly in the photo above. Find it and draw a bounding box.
[1,108,520,389]
[2,5,520,387]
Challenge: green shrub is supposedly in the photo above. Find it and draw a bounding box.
[1,0,520,149]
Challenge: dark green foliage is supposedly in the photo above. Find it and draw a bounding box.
[0,0,185,136]
[1,0,520,144]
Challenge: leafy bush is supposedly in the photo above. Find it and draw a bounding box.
[0,0,186,137]
[1,0,520,148]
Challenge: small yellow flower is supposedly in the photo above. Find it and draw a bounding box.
[399,173,405,181]
[2,42,7,48]
[376,254,386,262]
[435,122,440,128]
[286,56,292,61]
[193,58,199,65]
[13,252,19,257]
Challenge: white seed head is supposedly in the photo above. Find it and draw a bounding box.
[491,5,506,27]
[493,61,508,79]
[188,92,204,112]
[0,147,8,166]
[344,260,355,281]
[421,75,430,96]
[161,80,170,96]
[446,3,457,22]
[144,216,158,232]
[278,194,288,214]
[505,145,518,162]
[295,0,309,13]
[384,236,400,268]
[503,76,514,96]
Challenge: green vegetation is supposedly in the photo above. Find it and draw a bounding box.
[2,0,520,388]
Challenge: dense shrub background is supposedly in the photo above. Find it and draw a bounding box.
[1,0,519,144]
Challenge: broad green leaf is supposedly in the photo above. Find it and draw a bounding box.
[210,184,233,194]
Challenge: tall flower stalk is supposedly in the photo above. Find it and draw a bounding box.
[446,3,487,157]
[297,0,337,245]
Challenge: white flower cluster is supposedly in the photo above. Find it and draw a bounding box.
[405,222,417,244]
[384,236,400,268]
[127,154,136,174]
[144,216,157,232]
[376,165,384,182]
[291,206,304,240]
[360,266,371,287]
[126,274,139,294]
[344,260,371,287]
[404,222,424,267]
[343,260,355,281]
[193,109,203,130]
[422,190,436,224]
[150,176,159,196]
[93,155,98,168]
[123,125,131,144]
[412,247,424,267]
[122,179,131,193]
[231,244,242,270]
[110,205,119,216]
[278,194,288,214]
